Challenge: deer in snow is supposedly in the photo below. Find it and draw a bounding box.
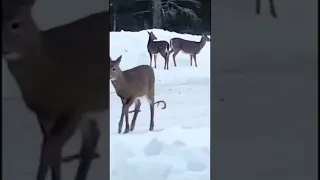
[2,0,110,179]
[110,55,167,134]
[168,34,211,67]
[147,31,170,70]
[255,0,278,18]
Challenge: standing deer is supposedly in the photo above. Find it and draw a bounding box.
[255,0,278,18]
[168,34,211,67]
[2,0,109,180]
[147,31,170,70]
[110,55,167,134]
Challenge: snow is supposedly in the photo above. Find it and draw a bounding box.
[110,29,211,180]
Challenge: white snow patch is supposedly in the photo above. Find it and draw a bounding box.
[144,137,164,156]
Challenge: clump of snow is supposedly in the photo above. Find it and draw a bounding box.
[143,137,164,156]
[186,159,208,172]
[172,140,187,147]
[167,170,210,180]
[112,155,173,180]
[110,141,135,173]
[110,29,210,180]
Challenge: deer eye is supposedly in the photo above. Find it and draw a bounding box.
[112,68,116,71]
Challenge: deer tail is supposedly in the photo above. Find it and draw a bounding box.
[154,100,167,109]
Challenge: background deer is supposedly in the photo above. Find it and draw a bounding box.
[168,34,210,67]
[147,31,170,70]
[2,0,109,179]
[255,0,278,18]
[110,55,167,134]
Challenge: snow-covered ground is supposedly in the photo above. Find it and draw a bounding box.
[110,29,211,180]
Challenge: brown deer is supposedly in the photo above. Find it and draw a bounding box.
[147,31,170,70]
[168,34,210,67]
[255,0,278,18]
[2,0,110,180]
[110,55,167,134]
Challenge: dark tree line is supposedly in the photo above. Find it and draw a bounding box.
[110,0,210,35]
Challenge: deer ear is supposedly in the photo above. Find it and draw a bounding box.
[115,55,122,65]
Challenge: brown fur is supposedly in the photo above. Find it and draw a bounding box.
[2,0,109,179]
[168,34,210,67]
[147,31,170,70]
[110,55,167,134]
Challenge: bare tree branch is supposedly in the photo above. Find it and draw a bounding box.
[136,0,202,28]
[164,0,201,21]
[132,10,151,16]
[174,0,201,8]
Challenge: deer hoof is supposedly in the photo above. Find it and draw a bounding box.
[123,130,130,134]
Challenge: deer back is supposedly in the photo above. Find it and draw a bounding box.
[2,0,109,117]
[170,35,210,55]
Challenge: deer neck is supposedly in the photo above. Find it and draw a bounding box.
[111,73,129,96]
[6,33,57,102]
[147,36,154,46]
[198,37,207,51]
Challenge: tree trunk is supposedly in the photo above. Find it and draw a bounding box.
[113,3,117,31]
[152,0,162,28]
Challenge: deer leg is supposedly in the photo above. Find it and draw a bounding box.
[148,52,152,67]
[255,0,261,15]
[160,52,168,70]
[193,54,198,67]
[153,54,157,69]
[36,118,68,178]
[124,112,130,134]
[190,55,193,66]
[36,113,79,180]
[118,98,135,134]
[164,59,169,70]
[172,51,179,67]
[167,49,173,67]
[130,99,141,131]
[165,49,170,70]
[37,117,55,136]
[269,0,277,18]
[147,96,155,131]
[118,99,126,134]
[74,119,100,180]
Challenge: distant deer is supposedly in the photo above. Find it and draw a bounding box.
[168,34,211,67]
[110,55,167,134]
[255,0,278,18]
[2,0,110,179]
[147,31,170,70]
